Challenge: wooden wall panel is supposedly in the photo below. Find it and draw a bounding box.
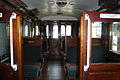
[67,37,78,46]
[88,72,120,80]
[23,38,42,46]
[88,64,120,80]
[0,64,17,80]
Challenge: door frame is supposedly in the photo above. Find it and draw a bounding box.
[13,13,23,80]
[79,11,120,80]
[0,11,23,80]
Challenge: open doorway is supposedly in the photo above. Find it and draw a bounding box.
[43,21,79,80]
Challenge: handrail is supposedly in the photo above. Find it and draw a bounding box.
[10,12,17,71]
[84,14,91,72]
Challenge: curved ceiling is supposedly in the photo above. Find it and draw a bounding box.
[21,0,99,19]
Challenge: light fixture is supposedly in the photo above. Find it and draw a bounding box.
[48,1,55,5]
[69,1,76,5]
[56,0,67,7]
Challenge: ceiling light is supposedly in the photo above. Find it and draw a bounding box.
[56,0,67,7]
[69,1,76,5]
[48,1,55,5]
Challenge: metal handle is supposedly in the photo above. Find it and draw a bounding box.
[84,14,91,71]
[10,12,17,71]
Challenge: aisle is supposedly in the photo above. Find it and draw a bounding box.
[40,54,66,80]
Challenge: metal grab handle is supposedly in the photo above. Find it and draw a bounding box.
[84,14,91,72]
[10,12,17,71]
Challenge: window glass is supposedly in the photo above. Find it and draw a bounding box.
[53,25,58,38]
[66,25,71,36]
[92,22,102,38]
[46,25,49,38]
[61,25,65,36]
[0,22,9,61]
[110,22,120,53]
[32,27,35,37]
[22,20,33,38]
[24,25,29,37]
[35,25,40,36]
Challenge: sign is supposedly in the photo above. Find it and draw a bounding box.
[100,13,120,19]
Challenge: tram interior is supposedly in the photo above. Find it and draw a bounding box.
[91,22,120,63]
[0,0,120,80]
[22,20,79,80]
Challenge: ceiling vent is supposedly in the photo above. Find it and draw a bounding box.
[56,0,67,7]
[56,12,63,15]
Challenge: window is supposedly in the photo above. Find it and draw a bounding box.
[46,25,49,38]
[92,22,102,38]
[24,25,29,37]
[61,25,65,36]
[110,22,120,53]
[60,24,72,36]
[66,25,71,36]
[53,25,58,38]
[0,22,9,60]
[35,25,40,36]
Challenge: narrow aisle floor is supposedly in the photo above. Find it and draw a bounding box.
[40,54,66,80]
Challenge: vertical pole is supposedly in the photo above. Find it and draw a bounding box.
[15,15,23,80]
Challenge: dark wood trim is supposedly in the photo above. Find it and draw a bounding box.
[92,38,104,46]
[89,63,120,72]
[0,64,17,80]
[23,38,42,46]
[88,63,120,80]
[0,11,12,21]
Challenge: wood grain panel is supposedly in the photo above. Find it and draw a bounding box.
[88,72,120,80]
[67,37,78,46]
[92,38,104,46]
[0,64,17,80]
[88,64,120,80]
[13,14,23,80]
[23,38,42,46]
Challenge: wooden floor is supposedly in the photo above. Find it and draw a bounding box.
[39,54,66,80]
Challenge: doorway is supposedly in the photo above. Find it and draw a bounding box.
[43,21,79,80]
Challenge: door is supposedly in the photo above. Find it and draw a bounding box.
[80,11,120,80]
[0,11,23,80]
[50,24,59,55]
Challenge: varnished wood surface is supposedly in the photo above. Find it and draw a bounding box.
[0,64,17,80]
[23,38,42,46]
[88,64,120,80]
[13,14,23,80]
